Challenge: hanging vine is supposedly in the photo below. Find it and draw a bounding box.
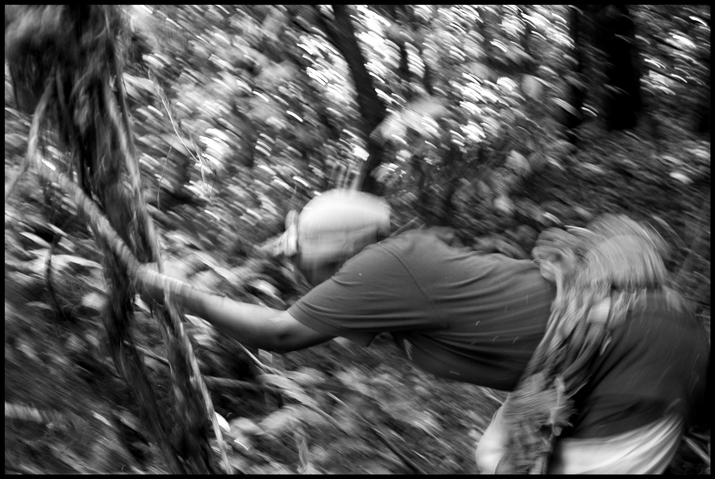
[5,5,230,474]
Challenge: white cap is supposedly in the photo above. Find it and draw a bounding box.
[285,189,390,268]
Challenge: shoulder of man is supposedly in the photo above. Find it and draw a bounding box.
[385,226,464,247]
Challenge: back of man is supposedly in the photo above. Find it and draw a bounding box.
[288,228,708,472]
[289,228,555,390]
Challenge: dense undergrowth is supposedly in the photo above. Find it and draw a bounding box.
[5,110,709,473]
[4,5,710,475]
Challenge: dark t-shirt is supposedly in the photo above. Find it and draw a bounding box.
[289,229,555,390]
[562,292,709,438]
[288,229,709,437]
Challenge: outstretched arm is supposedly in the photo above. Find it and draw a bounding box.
[141,266,334,353]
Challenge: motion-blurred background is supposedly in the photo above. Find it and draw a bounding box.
[5,5,710,474]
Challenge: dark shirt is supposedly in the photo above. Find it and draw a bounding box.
[562,292,709,438]
[289,229,555,390]
[288,229,709,437]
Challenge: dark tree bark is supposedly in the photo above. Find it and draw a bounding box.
[596,5,642,130]
[386,5,435,97]
[516,6,533,57]
[314,5,388,194]
[560,6,587,144]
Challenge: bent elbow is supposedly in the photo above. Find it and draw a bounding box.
[265,313,299,354]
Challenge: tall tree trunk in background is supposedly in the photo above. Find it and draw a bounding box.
[516,6,533,57]
[315,5,388,194]
[596,5,642,130]
[382,5,435,99]
[561,6,587,145]
[694,39,710,135]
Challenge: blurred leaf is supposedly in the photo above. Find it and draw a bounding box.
[259,407,298,436]
[259,405,328,436]
[295,429,320,474]
[229,417,263,436]
[465,62,496,82]
[25,301,53,312]
[17,339,41,363]
[548,140,577,160]
[669,171,692,185]
[81,292,106,313]
[552,97,578,116]
[580,163,607,175]
[192,332,215,348]
[248,278,280,298]
[521,74,544,101]
[215,412,230,433]
[505,150,530,177]
[250,101,284,123]
[405,97,449,118]
[494,195,515,216]
[20,232,51,248]
[387,402,441,437]
[259,373,319,409]
[160,133,191,156]
[371,114,406,142]
[27,256,48,275]
[336,368,372,396]
[192,270,223,292]
[287,367,326,387]
[122,73,155,101]
[52,255,103,271]
[256,62,298,86]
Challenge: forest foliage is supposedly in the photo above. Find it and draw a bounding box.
[5,5,710,474]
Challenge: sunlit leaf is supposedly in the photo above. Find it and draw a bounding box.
[215,412,230,433]
[257,62,299,86]
[581,163,606,175]
[669,171,692,185]
[505,150,531,177]
[81,292,106,313]
[229,417,263,436]
[336,368,372,396]
[287,367,327,387]
[295,429,320,474]
[19,232,51,248]
[492,194,514,216]
[259,405,329,436]
[465,61,496,82]
[259,406,300,436]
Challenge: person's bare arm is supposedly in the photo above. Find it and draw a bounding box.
[187,295,334,353]
[141,265,334,352]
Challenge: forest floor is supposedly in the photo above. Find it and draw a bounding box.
[5,119,710,474]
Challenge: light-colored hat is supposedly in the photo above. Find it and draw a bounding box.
[278,189,390,268]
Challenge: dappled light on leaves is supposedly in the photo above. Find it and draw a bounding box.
[5,4,710,475]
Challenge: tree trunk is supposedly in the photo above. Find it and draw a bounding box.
[316,5,388,194]
[561,6,587,144]
[596,5,642,130]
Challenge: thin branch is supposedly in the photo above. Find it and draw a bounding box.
[682,436,711,466]
[5,81,53,203]
[128,342,282,394]
[44,233,71,322]
[147,69,213,201]
[33,155,230,472]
